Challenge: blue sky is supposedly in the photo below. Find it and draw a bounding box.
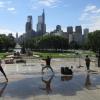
[0,0,100,36]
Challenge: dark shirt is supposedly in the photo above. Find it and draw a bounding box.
[85,58,90,65]
[43,57,51,66]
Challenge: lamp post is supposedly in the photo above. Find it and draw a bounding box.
[22,34,26,54]
[96,49,100,67]
[76,52,82,68]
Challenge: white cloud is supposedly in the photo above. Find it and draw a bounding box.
[0,1,12,8]
[79,5,100,32]
[30,0,61,10]
[0,1,5,8]
[38,0,58,6]
[84,5,100,14]
[7,7,16,13]
[7,7,15,11]
[0,1,16,13]
[0,27,23,37]
[0,27,14,34]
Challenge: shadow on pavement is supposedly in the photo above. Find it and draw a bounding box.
[1,73,100,99]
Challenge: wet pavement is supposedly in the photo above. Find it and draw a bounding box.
[0,58,100,100]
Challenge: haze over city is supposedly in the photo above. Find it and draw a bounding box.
[0,0,100,36]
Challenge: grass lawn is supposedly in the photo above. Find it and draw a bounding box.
[0,53,7,59]
[33,50,96,58]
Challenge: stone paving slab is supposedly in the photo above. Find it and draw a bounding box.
[0,58,100,100]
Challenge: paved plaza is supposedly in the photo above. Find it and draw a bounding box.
[0,57,100,100]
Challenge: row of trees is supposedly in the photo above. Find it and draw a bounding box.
[87,30,100,52]
[20,35,69,51]
[0,34,16,51]
[20,30,100,52]
[0,30,100,52]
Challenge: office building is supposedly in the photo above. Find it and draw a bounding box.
[83,28,89,42]
[74,26,82,45]
[26,16,33,33]
[67,26,73,44]
[37,9,46,35]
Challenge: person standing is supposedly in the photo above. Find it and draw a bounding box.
[42,56,54,73]
[85,55,91,71]
[0,59,8,82]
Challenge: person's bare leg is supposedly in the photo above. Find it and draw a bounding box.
[49,66,54,73]
[42,66,47,74]
[0,68,8,82]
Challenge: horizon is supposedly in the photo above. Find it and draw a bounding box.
[0,0,100,36]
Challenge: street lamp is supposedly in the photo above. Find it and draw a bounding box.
[96,49,100,67]
[76,52,82,68]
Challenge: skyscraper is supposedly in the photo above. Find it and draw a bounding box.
[75,26,82,33]
[37,9,46,35]
[74,26,82,45]
[25,15,36,38]
[83,28,89,42]
[67,26,73,34]
[26,16,33,33]
[67,26,73,44]
[56,25,61,31]
[16,33,18,43]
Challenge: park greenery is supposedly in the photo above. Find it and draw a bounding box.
[0,30,100,58]
[33,50,95,58]
[88,30,100,52]
[0,34,16,52]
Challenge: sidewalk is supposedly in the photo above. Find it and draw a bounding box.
[0,58,100,100]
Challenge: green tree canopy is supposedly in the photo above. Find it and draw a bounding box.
[37,35,69,50]
[88,30,100,52]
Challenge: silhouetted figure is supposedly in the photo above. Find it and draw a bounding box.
[0,60,8,82]
[85,55,91,70]
[0,82,8,97]
[85,74,91,88]
[41,74,54,94]
[42,56,54,73]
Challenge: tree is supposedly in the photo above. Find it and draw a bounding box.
[88,30,100,52]
[24,37,35,49]
[37,35,69,50]
[0,34,16,51]
[69,41,79,49]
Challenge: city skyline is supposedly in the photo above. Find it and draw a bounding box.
[0,0,100,36]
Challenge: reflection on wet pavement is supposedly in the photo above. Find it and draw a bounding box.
[85,73,92,89]
[0,58,100,100]
[40,74,54,94]
[0,72,100,99]
[61,75,73,81]
[0,82,7,97]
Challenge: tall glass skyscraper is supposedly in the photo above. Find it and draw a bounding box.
[26,16,33,33]
[37,9,46,35]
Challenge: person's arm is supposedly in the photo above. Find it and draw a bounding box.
[42,58,46,61]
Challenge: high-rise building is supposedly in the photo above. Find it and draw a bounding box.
[67,26,73,44]
[56,25,61,31]
[26,16,33,33]
[67,26,73,34]
[83,28,89,42]
[50,25,64,36]
[75,26,82,33]
[25,15,36,38]
[16,33,18,43]
[74,26,82,45]
[37,9,46,35]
